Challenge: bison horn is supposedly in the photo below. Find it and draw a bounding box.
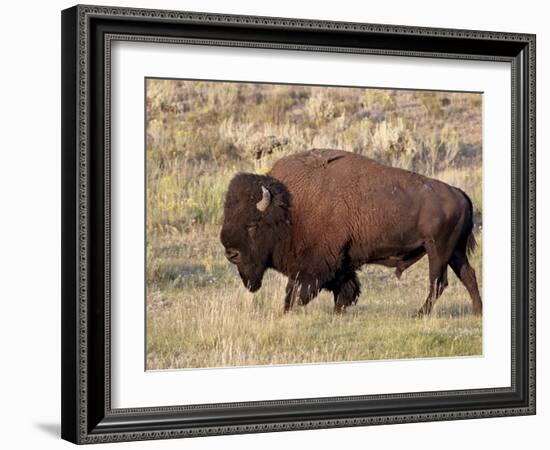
[256,186,271,211]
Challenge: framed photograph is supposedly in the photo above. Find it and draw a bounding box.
[61,4,536,444]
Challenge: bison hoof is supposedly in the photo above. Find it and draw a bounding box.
[416,309,430,318]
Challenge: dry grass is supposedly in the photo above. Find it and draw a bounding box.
[145,79,483,370]
[147,226,482,369]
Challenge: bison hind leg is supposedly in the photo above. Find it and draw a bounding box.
[449,250,482,315]
[418,240,449,317]
[330,271,361,314]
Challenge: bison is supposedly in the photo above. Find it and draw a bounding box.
[220,149,482,316]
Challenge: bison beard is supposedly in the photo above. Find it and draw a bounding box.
[220,149,482,316]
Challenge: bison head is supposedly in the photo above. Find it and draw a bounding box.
[220,173,290,292]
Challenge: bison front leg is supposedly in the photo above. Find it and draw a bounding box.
[283,277,321,313]
[332,272,361,313]
[283,280,295,312]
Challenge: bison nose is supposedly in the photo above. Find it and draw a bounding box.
[225,248,240,264]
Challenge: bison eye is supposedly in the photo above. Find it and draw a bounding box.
[224,248,241,264]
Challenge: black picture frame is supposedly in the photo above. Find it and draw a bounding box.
[61,4,536,444]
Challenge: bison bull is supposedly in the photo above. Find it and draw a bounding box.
[220,149,482,316]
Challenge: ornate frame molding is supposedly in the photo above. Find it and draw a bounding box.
[61,4,536,444]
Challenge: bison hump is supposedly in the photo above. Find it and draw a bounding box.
[297,149,348,168]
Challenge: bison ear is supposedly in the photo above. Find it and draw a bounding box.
[256,185,271,211]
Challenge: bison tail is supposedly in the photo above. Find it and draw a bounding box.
[466,231,477,257]
[459,189,477,257]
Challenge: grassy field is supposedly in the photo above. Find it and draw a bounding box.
[145,80,483,370]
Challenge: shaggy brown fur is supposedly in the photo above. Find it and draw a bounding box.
[220,149,482,315]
